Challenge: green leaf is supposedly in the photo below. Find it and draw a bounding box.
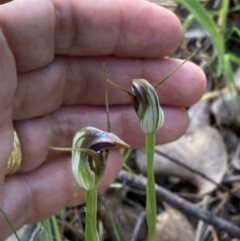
[176,0,224,61]
[176,0,239,120]
[219,0,230,33]
[226,53,240,65]
[51,216,63,241]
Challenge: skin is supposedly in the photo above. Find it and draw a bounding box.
[0,0,206,239]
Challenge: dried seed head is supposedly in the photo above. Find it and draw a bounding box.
[72,127,129,190]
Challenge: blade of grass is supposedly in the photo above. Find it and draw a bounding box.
[122,163,133,173]
[182,14,194,31]
[223,53,240,125]
[120,148,133,172]
[218,0,230,32]
[224,54,236,87]
[42,219,53,241]
[0,208,21,241]
[51,215,63,241]
[99,196,121,241]
[176,0,224,60]
[122,148,132,163]
[226,53,240,65]
[176,0,239,121]
[224,27,240,43]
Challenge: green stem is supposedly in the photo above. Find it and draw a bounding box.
[146,133,156,241]
[99,196,121,241]
[51,215,62,241]
[0,208,21,241]
[85,189,100,241]
[42,219,53,241]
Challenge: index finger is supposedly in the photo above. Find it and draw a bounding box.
[0,0,182,71]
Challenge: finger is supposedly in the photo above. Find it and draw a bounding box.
[14,105,189,172]
[0,150,122,240]
[0,0,182,71]
[13,57,206,119]
[0,25,17,190]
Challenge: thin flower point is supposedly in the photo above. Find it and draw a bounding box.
[72,127,129,190]
[132,79,164,134]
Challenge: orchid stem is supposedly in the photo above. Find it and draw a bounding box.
[85,189,100,241]
[146,133,156,241]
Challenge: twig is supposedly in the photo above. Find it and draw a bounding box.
[195,219,205,241]
[195,196,209,241]
[223,175,240,184]
[116,171,240,238]
[57,219,85,239]
[130,211,146,241]
[196,185,240,207]
[210,225,220,241]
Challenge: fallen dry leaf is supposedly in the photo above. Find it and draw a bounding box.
[187,100,210,134]
[211,91,240,124]
[155,205,195,241]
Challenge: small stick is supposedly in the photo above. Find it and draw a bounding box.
[210,225,220,241]
[223,175,240,184]
[57,219,84,239]
[117,171,240,238]
[195,196,209,241]
[130,211,146,241]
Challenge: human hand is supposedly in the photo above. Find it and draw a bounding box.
[0,0,206,239]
